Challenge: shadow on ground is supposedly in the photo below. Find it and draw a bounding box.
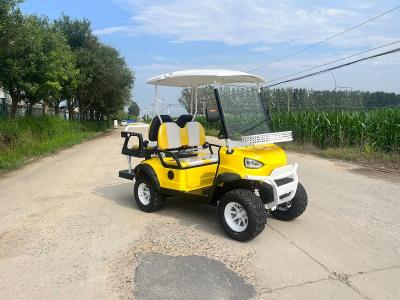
[135,252,255,300]
[94,182,224,237]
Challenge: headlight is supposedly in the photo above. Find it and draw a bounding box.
[244,158,264,169]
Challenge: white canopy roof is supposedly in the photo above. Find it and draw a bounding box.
[146,69,266,87]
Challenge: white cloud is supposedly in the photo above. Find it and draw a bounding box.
[106,0,400,103]
[93,25,131,36]
[251,46,271,52]
[111,0,399,48]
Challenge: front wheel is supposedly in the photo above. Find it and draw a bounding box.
[134,175,165,212]
[218,189,267,241]
[271,182,307,221]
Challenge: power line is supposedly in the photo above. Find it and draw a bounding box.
[267,40,400,84]
[263,47,400,88]
[248,6,400,72]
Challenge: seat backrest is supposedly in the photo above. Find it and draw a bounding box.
[148,115,173,141]
[157,122,184,150]
[185,121,206,147]
[175,114,193,128]
[157,121,206,150]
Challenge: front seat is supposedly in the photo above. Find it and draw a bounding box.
[148,115,173,142]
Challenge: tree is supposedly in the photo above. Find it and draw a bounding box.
[0,5,78,117]
[54,16,134,120]
[19,15,78,116]
[128,101,140,117]
[54,15,98,119]
[0,1,28,117]
[0,3,134,119]
[41,22,78,116]
[179,85,215,114]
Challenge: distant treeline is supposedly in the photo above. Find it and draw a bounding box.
[260,88,400,111]
[0,0,134,119]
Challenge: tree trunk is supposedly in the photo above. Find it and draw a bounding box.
[42,103,46,116]
[9,90,20,118]
[54,100,60,115]
[78,98,83,121]
[68,107,74,120]
[26,101,33,116]
[70,107,74,120]
[67,100,74,120]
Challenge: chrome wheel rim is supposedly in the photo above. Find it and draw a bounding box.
[137,182,151,205]
[224,202,248,232]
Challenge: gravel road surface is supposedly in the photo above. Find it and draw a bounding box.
[0,125,399,299]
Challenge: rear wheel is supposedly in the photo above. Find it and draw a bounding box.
[218,189,267,241]
[271,182,307,221]
[134,175,165,212]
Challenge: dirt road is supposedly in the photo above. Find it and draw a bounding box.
[0,126,399,299]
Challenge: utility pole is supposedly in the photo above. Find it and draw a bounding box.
[287,88,292,112]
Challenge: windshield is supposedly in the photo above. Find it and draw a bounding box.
[217,86,270,140]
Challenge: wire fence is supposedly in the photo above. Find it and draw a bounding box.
[0,102,83,119]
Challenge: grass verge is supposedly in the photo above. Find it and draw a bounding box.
[0,116,111,173]
[281,143,400,171]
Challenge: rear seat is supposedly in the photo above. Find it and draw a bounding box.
[157,121,218,167]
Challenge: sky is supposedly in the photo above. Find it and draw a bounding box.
[20,0,400,116]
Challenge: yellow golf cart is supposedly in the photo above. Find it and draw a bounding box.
[119,69,307,241]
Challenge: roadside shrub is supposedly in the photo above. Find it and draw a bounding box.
[0,116,111,171]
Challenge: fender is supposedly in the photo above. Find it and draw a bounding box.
[210,172,254,204]
[217,178,275,205]
[215,172,241,185]
[133,163,161,192]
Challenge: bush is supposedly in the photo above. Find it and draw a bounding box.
[0,116,111,171]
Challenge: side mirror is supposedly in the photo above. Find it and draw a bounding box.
[206,107,220,122]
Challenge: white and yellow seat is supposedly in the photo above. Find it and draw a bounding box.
[157,121,218,168]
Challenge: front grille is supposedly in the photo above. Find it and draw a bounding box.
[274,178,293,186]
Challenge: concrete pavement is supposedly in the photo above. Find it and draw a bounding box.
[0,126,399,299]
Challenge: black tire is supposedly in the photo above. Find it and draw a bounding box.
[218,189,267,241]
[134,174,165,212]
[271,182,307,221]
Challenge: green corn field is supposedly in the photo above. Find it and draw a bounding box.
[270,108,400,152]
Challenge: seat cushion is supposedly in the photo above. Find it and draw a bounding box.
[164,153,218,168]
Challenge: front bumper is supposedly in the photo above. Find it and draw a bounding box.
[244,163,299,209]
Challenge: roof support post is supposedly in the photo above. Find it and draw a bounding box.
[190,87,194,115]
[193,86,198,120]
[155,85,162,123]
